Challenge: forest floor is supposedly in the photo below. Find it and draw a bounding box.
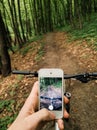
[0,32,97,130]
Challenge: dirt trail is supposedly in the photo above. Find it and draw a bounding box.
[37,32,97,130]
[38,32,84,73]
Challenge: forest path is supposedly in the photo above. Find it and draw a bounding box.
[36,32,97,130]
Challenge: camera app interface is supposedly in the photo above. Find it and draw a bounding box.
[40,77,62,111]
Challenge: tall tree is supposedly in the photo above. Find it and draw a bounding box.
[81,0,92,21]
[23,0,31,39]
[0,11,11,77]
[47,0,53,31]
[74,0,83,29]
[94,0,97,12]
[66,0,74,26]
[43,0,53,31]
[33,0,39,34]
[17,0,26,43]
[7,0,23,48]
[39,0,45,33]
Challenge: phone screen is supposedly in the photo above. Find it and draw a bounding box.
[40,77,62,111]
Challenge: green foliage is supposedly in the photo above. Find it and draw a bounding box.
[19,35,43,56]
[9,83,19,96]
[17,75,24,81]
[20,45,32,56]
[0,114,17,130]
[35,42,45,62]
[0,100,17,130]
[66,14,97,40]
[1,0,97,51]
[32,35,43,42]
[56,13,97,50]
[0,100,15,113]
[40,78,62,90]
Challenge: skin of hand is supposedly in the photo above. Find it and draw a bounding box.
[8,81,69,130]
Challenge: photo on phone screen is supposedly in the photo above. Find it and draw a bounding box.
[40,77,62,111]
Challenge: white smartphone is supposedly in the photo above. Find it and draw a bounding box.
[38,68,64,119]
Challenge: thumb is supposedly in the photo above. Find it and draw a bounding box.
[27,109,56,130]
[36,108,56,121]
[31,108,55,122]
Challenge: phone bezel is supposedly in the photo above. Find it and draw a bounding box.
[38,68,64,119]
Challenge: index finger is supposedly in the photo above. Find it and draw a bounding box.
[64,96,70,104]
[19,81,39,117]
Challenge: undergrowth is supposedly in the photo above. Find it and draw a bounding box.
[0,100,17,130]
[35,42,45,62]
[57,13,97,50]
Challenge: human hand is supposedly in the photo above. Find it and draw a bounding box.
[8,81,69,130]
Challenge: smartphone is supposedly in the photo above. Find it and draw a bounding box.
[38,68,64,119]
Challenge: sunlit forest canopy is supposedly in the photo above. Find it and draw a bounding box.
[1,0,97,45]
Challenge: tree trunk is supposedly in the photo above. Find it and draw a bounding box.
[74,0,83,29]
[60,0,66,26]
[39,0,45,33]
[33,0,39,34]
[94,0,97,12]
[47,0,53,31]
[8,0,23,48]
[17,0,26,42]
[23,0,29,39]
[44,0,53,31]
[0,12,11,77]
[66,0,74,26]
